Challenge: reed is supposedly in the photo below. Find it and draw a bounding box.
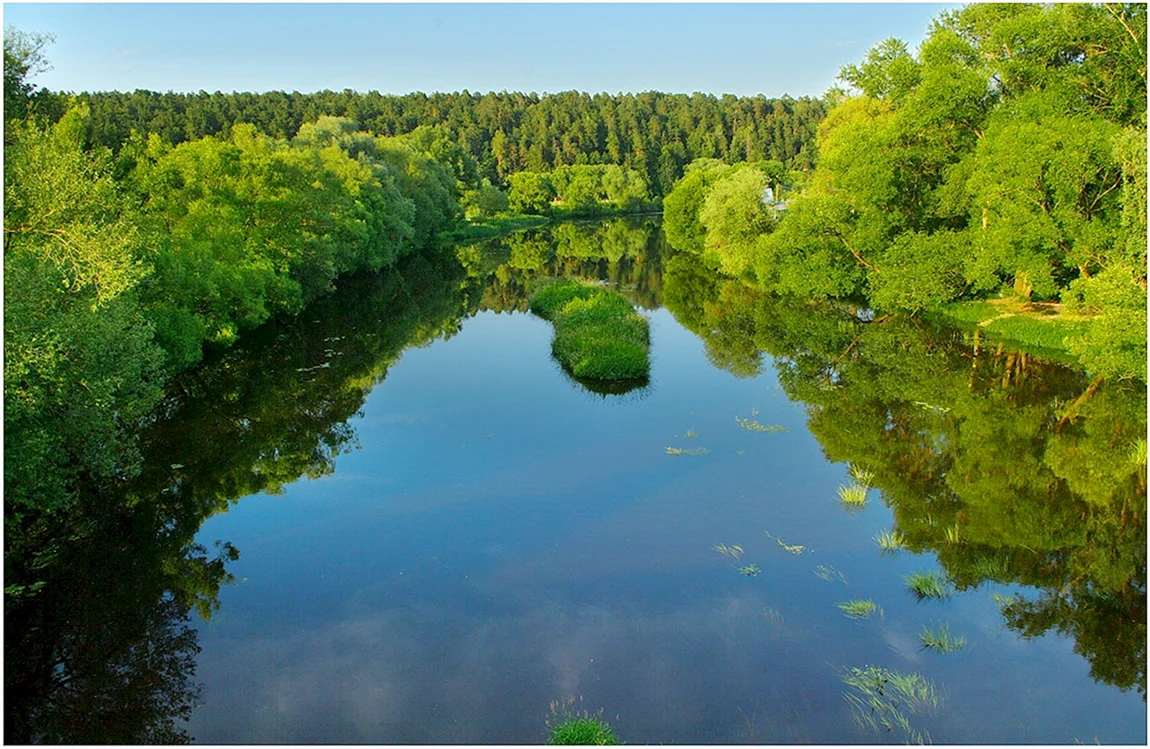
[713,543,744,560]
[849,464,875,488]
[919,623,967,653]
[874,528,906,553]
[836,599,881,619]
[841,665,938,744]
[904,570,953,600]
[837,483,869,508]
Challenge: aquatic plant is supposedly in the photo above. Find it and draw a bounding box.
[738,564,762,577]
[776,538,806,555]
[814,565,848,584]
[841,665,938,744]
[920,623,967,653]
[666,446,710,456]
[849,464,875,488]
[713,543,744,560]
[684,429,698,440]
[943,524,961,545]
[904,570,953,600]
[873,528,906,553]
[529,279,650,381]
[836,599,881,619]
[837,483,869,508]
[545,697,620,746]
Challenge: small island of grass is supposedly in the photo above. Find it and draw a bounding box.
[529,279,650,382]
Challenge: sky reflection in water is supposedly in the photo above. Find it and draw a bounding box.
[187,298,1145,744]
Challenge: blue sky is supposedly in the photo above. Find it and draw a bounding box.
[4,3,958,98]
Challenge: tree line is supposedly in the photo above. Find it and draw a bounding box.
[31,87,826,197]
[662,3,1147,381]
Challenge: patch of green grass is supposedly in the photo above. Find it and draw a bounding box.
[919,623,967,653]
[530,280,650,381]
[440,213,549,243]
[836,599,881,619]
[837,483,869,509]
[873,528,906,553]
[546,698,621,745]
[841,665,938,744]
[904,570,953,600]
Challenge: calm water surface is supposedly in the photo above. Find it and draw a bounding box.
[8,219,1144,744]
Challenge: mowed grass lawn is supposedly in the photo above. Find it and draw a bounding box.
[529,279,650,381]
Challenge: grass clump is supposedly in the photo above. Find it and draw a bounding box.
[546,697,621,745]
[836,599,881,619]
[530,280,650,382]
[919,623,967,654]
[873,528,906,553]
[814,564,848,584]
[837,483,869,509]
[904,570,953,600]
[841,665,938,744]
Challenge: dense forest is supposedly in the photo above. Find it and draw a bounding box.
[27,87,826,198]
[662,3,1147,381]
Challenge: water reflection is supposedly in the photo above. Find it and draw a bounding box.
[663,252,1148,697]
[5,218,1145,744]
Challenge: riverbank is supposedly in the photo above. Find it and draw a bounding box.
[925,298,1093,365]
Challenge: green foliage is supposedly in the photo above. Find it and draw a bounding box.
[547,717,621,746]
[841,665,938,744]
[73,88,826,199]
[919,623,968,653]
[663,4,1146,378]
[837,599,881,619]
[904,570,953,600]
[4,106,165,516]
[661,159,730,253]
[3,25,53,124]
[508,171,557,214]
[531,280,650,382]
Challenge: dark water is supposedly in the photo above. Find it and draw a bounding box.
[6,218,1145,744]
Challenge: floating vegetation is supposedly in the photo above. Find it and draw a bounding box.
[666,446,710,456]
[545,697,621,746]
[738,564,762,577]
[684,429,698,440]
[874,528,906,553]
[529,279,650,381]
[919,623,967,653]
[837,599,881,619]
[992,592,1021,609]
[736,415,789,433]
[841,665,939,744]
[713,543,744,560]
[837,483,869,509]
[904,570,953,600]
[776,538,807,555]
[849,464,875,488]
[814,564,848,585]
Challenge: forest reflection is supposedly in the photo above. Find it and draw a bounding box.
[663,251,1147,697]
[4,220,1144,743]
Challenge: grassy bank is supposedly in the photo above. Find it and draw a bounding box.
[925,298,1093,365]
[529,279,650,381]
[438,214,551,244]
